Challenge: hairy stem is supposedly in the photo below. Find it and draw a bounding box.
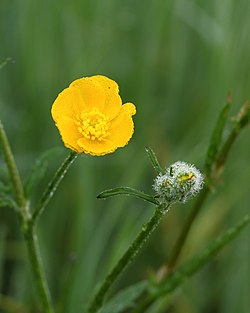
[0,120,27,217]
[0,120,54,313]
[87,204,169,313]
[24,226,54,313]
[31,151,78,225]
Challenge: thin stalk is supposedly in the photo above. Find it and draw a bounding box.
[0,120,27,217]
[87,204,169,313]
[24,226,54,313]
[31,151,78,225]
[0,120,54,313]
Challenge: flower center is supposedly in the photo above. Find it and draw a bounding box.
[76,108,110,141]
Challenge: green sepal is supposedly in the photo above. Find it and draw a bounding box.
[97,186,159,205]
[145,146,163,174]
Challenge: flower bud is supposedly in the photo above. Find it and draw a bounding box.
[153,161,204,204]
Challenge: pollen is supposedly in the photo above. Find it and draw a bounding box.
[77,108,110,141]
[177,172,194,182]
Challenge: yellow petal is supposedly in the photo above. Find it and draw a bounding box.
[107,102,136,147]
[77,137,117,156]
[51,75,136,155]
[91,75,122,120]
[69,77,106,111]
[51,87,86,121]
[55,116,83,153]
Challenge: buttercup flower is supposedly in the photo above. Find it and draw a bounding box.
[51,75,136,156]
[153,161,204,204]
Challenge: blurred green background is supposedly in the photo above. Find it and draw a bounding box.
[0,0,250,312]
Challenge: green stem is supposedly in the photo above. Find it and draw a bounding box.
[31,151,78,225]
[0,120,54,313]
[0,120,27,217]
[87,204,169,313]
[24,226,54,313]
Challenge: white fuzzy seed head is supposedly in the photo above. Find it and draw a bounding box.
[153,161,204,204]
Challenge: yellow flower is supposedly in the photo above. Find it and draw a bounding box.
[51,75,136,156]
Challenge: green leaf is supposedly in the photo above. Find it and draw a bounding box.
[24,147,63,196]
[151,214,250,297]
[98,281,148,313]
[97,187,159,205]
[145,146,163,174]
[204,94,231,178]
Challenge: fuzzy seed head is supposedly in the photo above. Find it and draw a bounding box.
[153,161,204,204]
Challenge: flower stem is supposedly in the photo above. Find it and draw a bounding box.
[24,226,54,313]
[0,120,54,313]
[31,151,78,226]
[0,120,27,217]
[87,204,169,313]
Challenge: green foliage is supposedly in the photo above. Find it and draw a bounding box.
[99,215,249,313]
[1,0,250,312]
[97,186,158,205]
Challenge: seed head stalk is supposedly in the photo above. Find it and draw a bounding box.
[87,204,169,313]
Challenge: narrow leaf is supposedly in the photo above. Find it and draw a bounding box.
[204,94,231,178]
[98,281,148,313]
[145,146,163,174]
[152,214,250,297]
[97,187,159,205]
